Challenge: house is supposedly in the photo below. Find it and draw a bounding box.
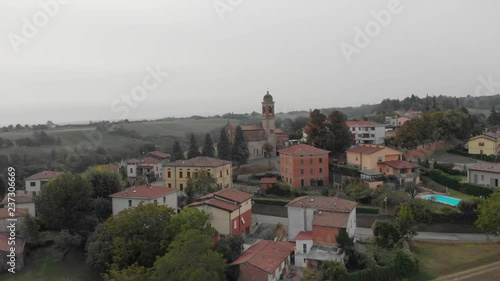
[346,121,386,145]
[377,160,421,185]
[126,157,163,180]
[468,133,500,156]
[346,144,402,171]
[126,159,141,178]
[148,151,171,163]
[0,208,28,233]
[25,170,63,196]
[468,162,500,188]
[231,240,295,281]
[164,156,232,191]
[109,185,178,215]
[189,188,253,236]
[279,144,330,188]
[0,191,36,217]
[487,125,500,134]
[404,110,423,118]
[286,196,357,268]
[224,91,289,160]
[397,116,411,127]
[259,177,277,191]
[0,232,25,272]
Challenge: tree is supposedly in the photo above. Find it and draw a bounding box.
[165,208,214,244]
[487,106,500,126]
[139,143,156,155]
[217,128,231,161]
[185,169,220,203]
[83,166,124,198]
[319,261,351,281]
[35,173,96,238]
[154,229,227,281]
[202,133,215,157]
[396,204,418,242]
[215,235,244,263]
[94,198,113,222]
[231,126,249,166]
[404,182,420,199]
[85,203,175,271]
[304,109,328,148]
[187,133,201,159]
[261,142,274,167]
[103,264,153,281]
[475,192,500,236]
[372,220,400,248]
[326,110,352,157]
[171,140,184,162]
[22,214,42,246]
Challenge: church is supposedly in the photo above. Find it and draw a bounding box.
[225,91,289,160]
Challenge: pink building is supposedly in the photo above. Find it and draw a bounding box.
[279,144,330,188]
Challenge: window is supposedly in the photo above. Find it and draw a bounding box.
[309,158,313,164]
[187,171,191,178]
[301,169,304,175]
[220,171,223,177]
[226,169,229,175]
[319,168,323,174]
[167,171,171,178]
[234,220,237,229]
[241,217,246,224]
[167,183,172,187]
[179,171,183,178]
[371,134,375,137]
[207,171,211,177]
[128,200,132,207]
[479,142,485,147]
[30,182,36,187]
[303,243,307,254]
[377,157,382,162]
[163,197,166,204]
[319,157,323,164]
[481,175,484,181]
[300,159,304,165]
[180,184,184,191]
[130,168,133,173]
[153,199,157,204]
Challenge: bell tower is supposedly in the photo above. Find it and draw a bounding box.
[262,90,277,150]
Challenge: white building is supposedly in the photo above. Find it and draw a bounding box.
[346,121,386,145]
[25,171,63,196]
[109,185,178,215]
[468,162,500,188]
[0,208,28,233]
[0,191,36,217]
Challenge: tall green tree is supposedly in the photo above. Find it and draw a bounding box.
[215,235,245,263]
[231,126,249,166]
[171,140,185,162]
[304,109,328,148]
[202,133,215,158]
[326,110,352,157]
[35,173,96,238]
[475,192,500,236]
[187,133,201,159]
[166,208,214,242]
[396,204,418,242]
[83,166,124,198]
[85,203,176,271]
[487,106,500,126]
[185,169,220,203]
[154,229,227,281]
[217,128,231,161]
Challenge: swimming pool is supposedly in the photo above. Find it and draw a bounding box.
[419,195,461,206]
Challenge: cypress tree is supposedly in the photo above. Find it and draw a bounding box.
[231,126,249,166]
[171,140,184,162]
[217,128,231,161]
[187,133,201,159]
[202,133,215,158]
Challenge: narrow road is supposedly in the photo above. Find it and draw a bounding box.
[254,214,499,242]
[434,261,500,281]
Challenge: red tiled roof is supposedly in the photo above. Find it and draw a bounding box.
[469,162,500,173]
[312,211,350,228]
[95,164,120,171]
[286,196,357,212]
[190,198,240,212]
[203,188,253,204]
[148,151,171,159]
[260,178,278,184]
[0,233,24,254]
[165,156,231,167]
[381,160,420,169]
[294,231,313,240]
[142,157,161,164]
[278,144,330,155]
[0,194,33,205]
[26,171,63,181]
[0,208,28,219]
[231,240,295,274]
[127,159,140,164]
[109,185,176,199]
[346,121,383,126]
[347,144,401,155]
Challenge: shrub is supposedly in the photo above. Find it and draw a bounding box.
[427,169,493,197]
[265,183,291,196]
[357,206,380,215]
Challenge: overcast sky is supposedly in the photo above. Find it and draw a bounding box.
[1,0,499,125]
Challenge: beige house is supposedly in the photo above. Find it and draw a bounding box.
[189,188,253,236]
[468,133,500,156]
[346,144,402,171]
[25,170,63,196]
[109,185,178,215]
[164,157,232,191]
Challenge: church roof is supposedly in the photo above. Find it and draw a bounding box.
[263,91,273,102]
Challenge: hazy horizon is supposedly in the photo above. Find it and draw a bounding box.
[1,0,499,125]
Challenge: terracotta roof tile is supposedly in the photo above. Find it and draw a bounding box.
[469,162,500,173]
[286,196,357,212]
[148,151,171,159]
[294,231,313,240]
[278,144,330,155]
[231,240,295,273]
[142,157,161,164]
[347,144,401,155]
[199,188,253,204]
[381,160,420,169]
[165,156,231,167]
[190,198,240,212]
[312,211,350,228]
[26,171,63,181]
[109,185,176,199]
[0,208,28,219]
[0,193,33,205]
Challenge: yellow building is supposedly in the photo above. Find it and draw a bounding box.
[468,133,500,156]
[164,156,232,191]
[346,144,402,171]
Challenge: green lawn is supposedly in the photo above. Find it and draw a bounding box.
[421,176,475,200]
[411,240,500,281]
[1,247,101,281]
